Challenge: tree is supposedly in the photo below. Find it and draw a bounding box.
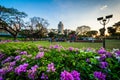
[48,32,56,38]
[0,5,27,40]
[99,28,106,36]
[21,17,49,40]
[86,30,98,37]
[76,25,91,35]
[113,21,120,33]
[107,27,116,36]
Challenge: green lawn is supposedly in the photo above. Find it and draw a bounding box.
[0,40,119,50]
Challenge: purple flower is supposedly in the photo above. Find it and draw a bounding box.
[9,61,16,67]
[106,52,112,58]
[41,73,48,79]
[28,65,38,80]
[15,63,29,75]
[49,45,53,49]
[100,62,108,69]
[15,55,21,61]
[47,63,56,72]
[94,71,106,80]
[38,45,44,51]
[39,48,44,51]
[116,50,120,57]
[98,48,106,54]
[0,67,13,75]
[0,68,6,76]
[0,76,4,80]
[54,45,59,49]
[69,47,74,51]
[0,53,5,60]
[99,54,106,61]
[60,70,74,80]
[86,58,90,63]
[20,51,27,55]
[7,66,14,72]
[35,52,44,59]
[2,56,13,64]
[71,70,80,80]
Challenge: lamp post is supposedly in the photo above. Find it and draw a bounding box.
[97,15,113,49]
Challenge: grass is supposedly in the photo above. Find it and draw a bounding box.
[0,39,119,50]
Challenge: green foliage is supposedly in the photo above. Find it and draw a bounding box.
[0,41,120,79]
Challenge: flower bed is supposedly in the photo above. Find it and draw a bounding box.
[0,44,120,80]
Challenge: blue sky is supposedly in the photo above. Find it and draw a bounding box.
[0,0,120,31]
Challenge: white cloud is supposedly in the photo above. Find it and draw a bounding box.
[100,5,108,10]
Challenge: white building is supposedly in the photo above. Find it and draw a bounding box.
[58,21,64,34]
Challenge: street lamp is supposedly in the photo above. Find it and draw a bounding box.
[97,14,113,49]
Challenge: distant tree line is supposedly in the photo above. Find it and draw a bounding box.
[0,5,120,41]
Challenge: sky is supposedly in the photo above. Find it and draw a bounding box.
[0,0,120,31]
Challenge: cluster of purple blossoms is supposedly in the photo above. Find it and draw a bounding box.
[20,51,27,55]
[60,70,74,80]
[39,48,44,52]
[38,45,44,51]
[115,50,120,57]
[100,62,108,69]
[9,61,16,67]
[0,61,16,78]
[68,47,74,51]
[71,70,81,80]
[49,45,53,49]
[0,68,6,76]
[28,65,38,80]
[41,73,48,80]
[35,52,44,59]
[86,58,90,63]
[98,48,106,54]
[47,63,56,72]
[15,55,21,61]
[94,71,106,80]
[99,54,106,61]
[2,56,13,64]
[60,70,80,80]
[54,45,59,49]
[7,61,16,72]
[0,67,12,80]
[0,53,5,60]
[99,51,112,61]
[106,52,112,58]
[6,66,14,73]
[15,63,29,75]
[0,76,4,80]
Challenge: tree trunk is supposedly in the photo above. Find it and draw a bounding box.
[13,35,17,41]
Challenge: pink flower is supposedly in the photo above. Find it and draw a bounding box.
[60,70,74,80]
[35,52,44,59]
[47,63,56,72]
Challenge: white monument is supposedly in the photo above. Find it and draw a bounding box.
[58,21,64,34]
